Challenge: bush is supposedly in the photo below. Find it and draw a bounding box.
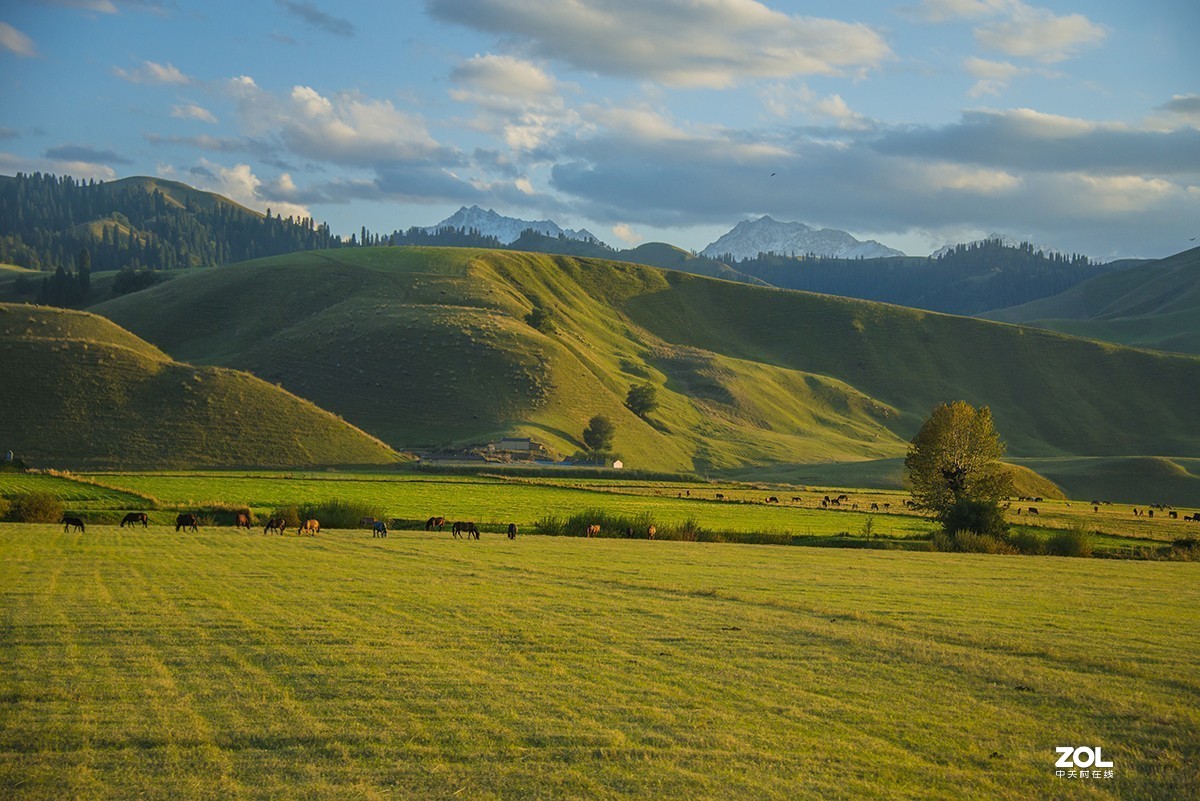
[269,506,302,528]
[941,498,1009,539]
[298,498,387,530]
[1046,525,1094,557]
[7,492,64,523]
[1006,529,1045,556]
[932,528,1016,554]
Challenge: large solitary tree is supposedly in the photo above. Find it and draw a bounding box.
[904,401,1013,519]
[625,383,658,418]
[582,415,615,452]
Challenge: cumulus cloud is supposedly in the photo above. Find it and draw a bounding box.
[224,78,453,168]
[276,0,355,37]
[974,4,1105,63]
[427,0,892,88]
[171,103,219,124]
[451,55,582,152]
[0,22,37,57]
[542,100,1200,258]
[759,84,872,129]
[196,159,311,220]
[113,60,191,84]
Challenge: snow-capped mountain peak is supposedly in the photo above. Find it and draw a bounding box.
[700,216,905,261]
[424,206,603,246]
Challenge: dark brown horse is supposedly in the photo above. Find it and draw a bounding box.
[507,522,517,539]
[425,516,446,531]
[452,521,479,539]
[234,511,252,529]
[175,513,198,532]
[263,518,287,535]
[61,515,85,533]
[120,512,148,528]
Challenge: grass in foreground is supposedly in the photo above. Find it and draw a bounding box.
[1,524,1197,799]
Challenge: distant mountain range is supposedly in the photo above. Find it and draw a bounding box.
[701,216,905,261]
[425,205,603,246]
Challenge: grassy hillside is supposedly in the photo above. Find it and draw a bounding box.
[985,246,1200,353]
[0,304,402,469]
[90,247,1200,480]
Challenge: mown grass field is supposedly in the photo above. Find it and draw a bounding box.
[1,524,1196,799]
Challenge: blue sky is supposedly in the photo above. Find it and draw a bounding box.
[1,0,1197,258]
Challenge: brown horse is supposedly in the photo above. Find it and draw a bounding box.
[61,515,85,533]
[586,524,600,538]
[298,518,320,536]
[234,511,252,529]
[647,525,656,540]
[425,516,446,531]
[175,513,198,532]
[263,518,287,535]
[452,521,479,539]
[120,512,148,528]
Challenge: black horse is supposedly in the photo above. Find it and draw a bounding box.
[120,512,148,528]
[507,523,517,539]
[175,513,199,532]
[61,515,85,533]
[452,521,480,540]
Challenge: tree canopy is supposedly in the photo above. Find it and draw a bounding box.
[904,401,1013,517]
[582,415,615,452]
[625,383,658,417]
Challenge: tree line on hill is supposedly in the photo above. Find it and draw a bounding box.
[721,239,1117,314]
[0,172,345,274]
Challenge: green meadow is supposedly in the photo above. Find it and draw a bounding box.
[1,524,1196,800]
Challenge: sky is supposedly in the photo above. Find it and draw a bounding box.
[1,0,1197,259]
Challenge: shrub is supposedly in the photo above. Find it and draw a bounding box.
[942,498,1009,539]
[1045,525,1094,558]
[269,506,302,528]
[298,498,387,530]
[932,528,1015,554]
[7,492,64,523]
[1006,529,1045,556]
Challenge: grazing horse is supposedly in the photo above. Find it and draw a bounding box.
[175,513,198,532]
[1027,507,1040,516]
[586,524,600,538]
[263,518,287,535]
[298,519,320,536]
[120,512,148,528]
[507,523,517,539]
[425,516,446,531]
[372,520,388,538]
[61,515,85,533]
[452,521,479,539]
[234,512,252,529]
[647,525,656,540]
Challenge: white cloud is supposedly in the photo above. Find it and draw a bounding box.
[225,78,449,167]
[449,54,580,152]
[611,223,643,245]
[428,0,892,88]
[975,5,1106,63]
[198,160,311,220]
[0,22,37,57]
[901,0,1011,23]
[113,60,191,84]
[171,103,219,124]
[451,54,558,100]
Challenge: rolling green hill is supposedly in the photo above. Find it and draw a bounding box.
[0,303,402,469]
[984,246,1200,354]
[89,247,1200,494]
